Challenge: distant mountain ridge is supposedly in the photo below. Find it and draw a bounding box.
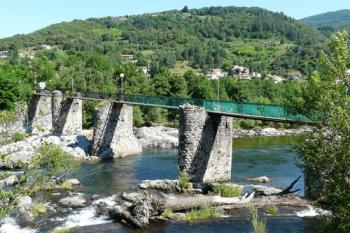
[301,9,350,28]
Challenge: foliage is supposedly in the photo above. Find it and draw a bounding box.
[178,172,192,192]
[213,184,242,197]
[264,205,279,215]
[11,132,27,142]
[290,32,350,232]
[249,206,267,233]
[31,201,48,217]
[48,228,70,233]
[301,10,350,28]
[0,110,16,123]
[59,182,73,190]
[161,208,174,218]
[184,206,219,222]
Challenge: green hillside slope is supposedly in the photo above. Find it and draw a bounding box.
[301,9,350,28]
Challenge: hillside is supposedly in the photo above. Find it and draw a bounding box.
[0,6,325,76]
[301,9,350,28]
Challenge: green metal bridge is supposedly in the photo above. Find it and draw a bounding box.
[38,91,315,123]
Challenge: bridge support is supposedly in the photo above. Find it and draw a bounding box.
[53,93,82,136]
[27,93,53,133]
[91,102,142,159]
[178,104,233,183]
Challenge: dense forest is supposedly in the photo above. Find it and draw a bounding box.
[301,9,350,28]
[0,6,331,128]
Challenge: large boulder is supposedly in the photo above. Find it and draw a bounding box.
[59,196,86,208]
[139,179,181,193]
[15,196,35,227]
[135,126,178,149]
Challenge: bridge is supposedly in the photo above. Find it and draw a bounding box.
[28,91,314,184]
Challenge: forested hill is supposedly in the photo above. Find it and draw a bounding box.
[301,9,350,28]
[0,6,326,75]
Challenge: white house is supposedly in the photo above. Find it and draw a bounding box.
[207,68,228,80]
[0,50,9,58]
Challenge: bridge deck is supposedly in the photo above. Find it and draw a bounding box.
[36,92,315,123]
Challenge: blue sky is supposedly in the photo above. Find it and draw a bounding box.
[0,0,349,38]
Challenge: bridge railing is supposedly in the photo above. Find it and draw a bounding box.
[63,91,313,122]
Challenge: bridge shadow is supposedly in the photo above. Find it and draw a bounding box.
[53,98,73,135]
[26,95,40,133]
[93,102,121,160]
[189,114,221,182]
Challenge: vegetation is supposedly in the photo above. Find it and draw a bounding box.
[31,201,48,217]
[264,205,279,215]
[0,144,80,220]
[185,206,219,222]
[301,10,350,28]
[59,182,73,190]
[48,228,70,233]
[213,183,242,197]
[178,172,192,192]
[289,32,350,232]
[249,206,267,233]
[161,208,174,218]
[11,132,27,142]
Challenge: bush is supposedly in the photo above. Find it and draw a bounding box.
[264,205,279,215]
[49,228,70,233]
[162,208,174,218]
[213,184,241,197]
[0,110,16,124]
[185,206,219,222]
[59,182,73,190]
[249,206,267,233]
[178,172,192,192]
[11,132,27,142]
[31,202,47,217]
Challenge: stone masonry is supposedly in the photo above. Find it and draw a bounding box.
[27,93,53,134]
[53,94,82,136]
[178,104,233,183]
[91,102,142,159]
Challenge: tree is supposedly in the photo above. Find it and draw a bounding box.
[181,6,189,13]
[290,32,350,232]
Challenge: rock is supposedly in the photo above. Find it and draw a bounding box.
[122,192,142,203]
[252,185,282,196]
[15,196,34,227]
[260,127,280,136]
[42,136,61,145]
[64,178,80,186]
[59,196,86,208]
[139,180,181,193]
[247,176,271,183]
[135,126,178,149]
[3,175,19,186]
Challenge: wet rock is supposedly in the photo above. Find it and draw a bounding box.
[139,180,181,193]
[59,196,86,208]
[122,192,142,203]
[247,176,271,183]
[15,196,35,227]
[252,185,282,196]
[0,175,19,187]
[135,126,178,149]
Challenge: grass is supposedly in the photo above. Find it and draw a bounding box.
[11,132,27,142]
[213,184,242,197]
[59,182,73,190]
[249,206,267,233]
[48,228,70,233]
[162,208,174,218]
[265,205,279,215]
[31,202,47,217]
[178,172,192,192]
[170,61,199,75]
[185,206,219,222]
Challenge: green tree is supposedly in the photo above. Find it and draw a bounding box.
[290,32,350,232]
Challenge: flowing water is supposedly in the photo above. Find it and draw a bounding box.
[2,136,325,232]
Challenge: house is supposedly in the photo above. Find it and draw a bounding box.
[268,75,285,84]
[121,54,134,61]
[41,44,53,50]
[207,68,228,80]
[288,71,303,80]
[251,72,262,79]
[0,50,9,58]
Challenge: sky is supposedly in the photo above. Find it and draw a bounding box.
[0,0,349,38]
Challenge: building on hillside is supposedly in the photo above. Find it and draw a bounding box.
[121,54,135,60]
[41,44,53,50]
[251,72,262,79]
[0,50,9,58]
[288,71,303,81]
[207,68,228,80]
[268,74,285,84]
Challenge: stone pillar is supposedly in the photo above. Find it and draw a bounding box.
[53,94,82,136]
[52,90,63,122]
[178,104,233,183]
[91,102,142,159]
[27,93,53,134]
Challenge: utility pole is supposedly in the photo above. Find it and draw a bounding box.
[120,73,125,101]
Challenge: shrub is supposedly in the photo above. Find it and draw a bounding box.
[11,132,27,142]
[265,205,279,215]
[59,182,73,190]
[178,172,192,192]
[162,208,174,218]
[185,206,219,222]
[213,184,241,197]
[0,110,16,124]
[48,228,70,233]
[31,202,47,217]
[249,206,267,233]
